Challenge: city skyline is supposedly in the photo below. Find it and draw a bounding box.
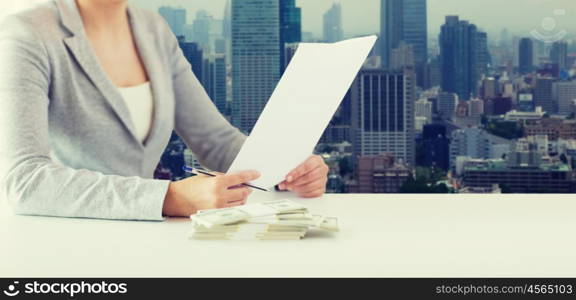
[137,0,576,39]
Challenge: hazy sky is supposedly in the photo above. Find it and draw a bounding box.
[135,0,576,39]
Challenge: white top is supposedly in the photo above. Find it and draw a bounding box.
[117,82,154,143]
[2,193,576,277]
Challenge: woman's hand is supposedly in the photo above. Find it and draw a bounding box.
[162,170,260,217]
[277,155,329,198]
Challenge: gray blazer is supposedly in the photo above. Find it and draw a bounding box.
[0,0,246,220]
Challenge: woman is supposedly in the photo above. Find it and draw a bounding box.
[0,0,328,220]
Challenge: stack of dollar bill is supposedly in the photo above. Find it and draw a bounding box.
[189,199,338,240]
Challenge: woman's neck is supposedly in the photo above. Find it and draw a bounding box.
[76,0,129,35]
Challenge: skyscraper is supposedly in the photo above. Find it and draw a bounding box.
[440,16,479,100]
[231,0,281,133]
[534,77,556,114]
[351,69,416,166]
[178,38,203,81]
[379,0,403,69]
[280,0,301,71]
[518,38,534,75]
[380,0,427,85]
[192,10,213,52]
[550,41,569,71]
[401,0,428,85]
[203,54,228,115]
[158,6,187,38]
[476,31,490,78]
[323,3,343,43]
[554,82,576,116]
[438,91,458,119]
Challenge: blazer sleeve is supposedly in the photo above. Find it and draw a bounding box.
[162,20,247,173]
[0,16,169,221]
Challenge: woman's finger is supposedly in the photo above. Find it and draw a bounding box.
[291,165,329,188]
[222,186,252,202]
[285,155,323,183]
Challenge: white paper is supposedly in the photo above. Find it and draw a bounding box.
[228,35,378,189]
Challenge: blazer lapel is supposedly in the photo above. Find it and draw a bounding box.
[57,0,140,145]
[128,5,167,148]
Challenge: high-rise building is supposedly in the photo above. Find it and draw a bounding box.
[415,98,432,121]
[480,77,498,100]
[437,91,458,119]
[518,37,534,74]
[534,77,556,114]
[440,16,479,100]
[231,0,281,133]
[178,38,203,81]
[390,41,415,70]
[476,31,490,78]
[192,10,213,52]
[450,127,512,170]
[280,0,301,71]
[554,81,576,116]
[158,6,187,38]
[550,41,569,71]
[380,0,427,85]
[203,54,228,115]
[468,98,484,117]
[351,69,416,166]
[420,124,450,170]
[484,96,513,116]
[348,154,411,193]
[323,3,343,43]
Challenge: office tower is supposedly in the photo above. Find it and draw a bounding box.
[178,38,203,82]
[421,124,450,170]
[517,93,535,112]
[554,82,576,116]
[550,41,569,71]
[425,55,441,88]
[158,6,187,38]
[438,92,458,119]
[480,77,499,100]
[192,10,213,52]
[468,98,484,117]
[390,41,415,70]
[223,0,232,40]
[231,0,281,133]
[518,38,534,74]
[415,98,432,121]
[402,0,428,69]
[534,77,556,114]
[321,91,352,144]
[348,154,411,193]
[202,54,227,115]
[223,0,232,64]
[440,16,479,100]
[323,3,343,43]
[351,69,415,167]
[484,96,513,116]
[380,0,403,69]
[476,31,490,78]
[280,0,302,71]
[450,127,512,170]
[380,0,427,84]
[283,43,299,69]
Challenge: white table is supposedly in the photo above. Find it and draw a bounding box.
[1,193,576,277]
